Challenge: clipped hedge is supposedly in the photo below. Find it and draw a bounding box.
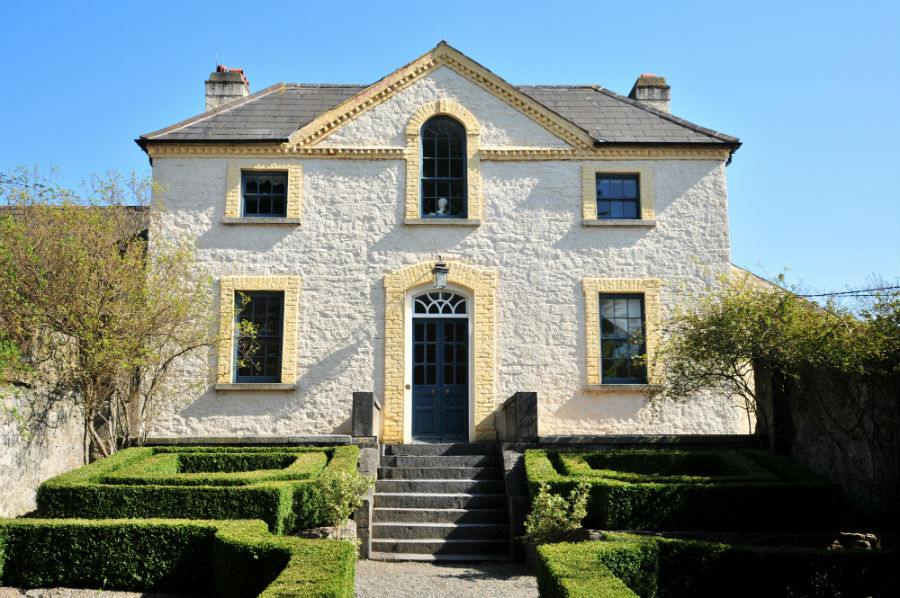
[526,449,845,531]
[36,445,357,533]
[536,533,900,598]
[0,518,354,598]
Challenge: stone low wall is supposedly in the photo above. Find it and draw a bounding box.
[0,386,85,516]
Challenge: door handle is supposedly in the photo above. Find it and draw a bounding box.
[445,388,450,395]
[430,389,436,395]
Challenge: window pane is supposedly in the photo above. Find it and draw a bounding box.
[596,178,610,198]
[597,200,611,218]
[623,201,637,219]
[610,201,624,218]
[609,178,623,198]
[627,299,641,316]
[623,178,637,198]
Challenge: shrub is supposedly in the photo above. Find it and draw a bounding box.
[36,445,358,533]
[526,449,845,531]
[522,482,589,547]
[317,469,375,530]
[0,518,354,598]
[535,533,900,598]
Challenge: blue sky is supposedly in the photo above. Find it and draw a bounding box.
[2,0,897,293]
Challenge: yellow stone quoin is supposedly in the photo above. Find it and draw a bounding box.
[581,163,655,221]
[217,275,301,384]
[383,260,498,443]
[404,99,483,222]
[583,278,663,387]
[224,161,302,219]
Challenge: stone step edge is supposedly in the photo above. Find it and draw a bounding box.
[373,492,507,497]
[372,538,509,544]
[372,522,509,528]
[367,552,513,562]
[373,507,507,513]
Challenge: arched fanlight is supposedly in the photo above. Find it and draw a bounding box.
[432,256,449,289]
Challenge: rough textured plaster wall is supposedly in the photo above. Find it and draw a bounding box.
[1,387,84,516]
[148,69,744,437]
[319,67,570,148]
[150,156,744,437]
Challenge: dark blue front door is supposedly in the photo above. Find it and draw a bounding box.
[412,318,468,441]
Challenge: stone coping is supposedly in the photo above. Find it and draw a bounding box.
[222,217,302,225]
[144,434,353,446]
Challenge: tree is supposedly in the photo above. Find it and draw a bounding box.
[659,268,900,523]
[0,167,216,458]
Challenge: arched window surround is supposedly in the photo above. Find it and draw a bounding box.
[404,99,482,224]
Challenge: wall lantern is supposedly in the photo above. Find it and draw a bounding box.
[432,256,449,289]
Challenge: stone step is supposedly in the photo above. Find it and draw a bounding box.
[373,492,507,510]
[382,443,496,457]
[376,479,505,494]
[372,507,508,524]
[380,454,500,468]
[377,466,503,480]
[372,522,508,540]
[371,538,511,556]
[367,551,512,562]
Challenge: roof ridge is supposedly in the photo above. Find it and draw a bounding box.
[140,81,290,140]
[589,85,739,144]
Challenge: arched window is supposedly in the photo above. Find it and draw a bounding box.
[413,291,468,316]
[421,116,466,218]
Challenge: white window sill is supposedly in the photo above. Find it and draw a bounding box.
[214,383,297,391]
[222,217,302,225]
[586,384,664,393]
[583,219,656,227]
[404,218,481,226]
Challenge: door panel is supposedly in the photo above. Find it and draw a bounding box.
[412,318,468,442]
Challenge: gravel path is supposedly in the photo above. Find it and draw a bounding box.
[354,560,538,598]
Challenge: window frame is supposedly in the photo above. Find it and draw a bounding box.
[404,100,483,225]
[216,275,301,389]
[595,174,640,220]
[581,164,655,227]
[240,171,289,218]
[234,290,285,383]
[599,293,647,383]
[419,116,468,219]
[582,278,662,391]
[223,162,302,224]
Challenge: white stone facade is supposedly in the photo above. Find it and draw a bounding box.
[148,67,747,440]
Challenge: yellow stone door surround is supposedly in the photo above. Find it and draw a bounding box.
[383,259,497,443]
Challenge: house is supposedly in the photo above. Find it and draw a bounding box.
[137,42,746,445]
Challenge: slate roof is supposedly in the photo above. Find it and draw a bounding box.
[139,81,738,146]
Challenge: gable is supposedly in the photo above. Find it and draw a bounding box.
[289,43,596,150]
[317,66,573,149]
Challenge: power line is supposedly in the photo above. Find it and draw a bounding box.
[799,286,900,298]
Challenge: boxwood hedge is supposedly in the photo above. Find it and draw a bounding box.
[526,449,845,531]
[36,445,358,533]
[0,518,355,598]
[536,533,899,598]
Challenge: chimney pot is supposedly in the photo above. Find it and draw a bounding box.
[628,74,671,113]
[205,66,250,112]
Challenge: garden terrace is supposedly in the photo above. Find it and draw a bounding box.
[535,532,899,598]
[35,445,358,533]
[525,449,845,530]
[0,518,355,598]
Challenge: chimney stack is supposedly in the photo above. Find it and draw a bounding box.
[205,65,250,112]
[628,74,670,113]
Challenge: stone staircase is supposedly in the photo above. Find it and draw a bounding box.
[369,443,511,561]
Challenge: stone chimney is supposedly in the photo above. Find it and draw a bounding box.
[628,74,671,113]
[205,65,250,112]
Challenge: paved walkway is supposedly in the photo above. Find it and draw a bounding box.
[354,560,538,598]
